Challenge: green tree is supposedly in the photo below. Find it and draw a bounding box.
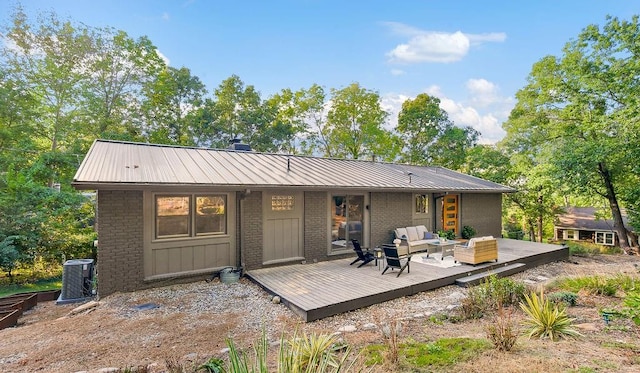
[396,93,478,169]
[0,67,39,171]
[142,66,206,145]
[197,75,266,150]
[82,28,165,143]
[0,169,95,267]
[2,7,94,155]
[326,83,398,160]
[508,16,640,250]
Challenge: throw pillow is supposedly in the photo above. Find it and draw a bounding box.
[424,232,433,239]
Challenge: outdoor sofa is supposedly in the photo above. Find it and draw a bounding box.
[394,225,440,255]
[453,236,498,265]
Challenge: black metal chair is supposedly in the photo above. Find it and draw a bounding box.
[381,244,411,277]
[350,239,375,268]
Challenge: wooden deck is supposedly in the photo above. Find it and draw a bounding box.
[246,238,569,322]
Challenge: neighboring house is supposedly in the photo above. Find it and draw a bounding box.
[72,140,515,296]
[554,207,629,246]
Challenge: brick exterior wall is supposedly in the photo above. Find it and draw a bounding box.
[460,193,503,237]
[304,191,327,262]
[96,190,144,297]
[240,191,263,270]
[370,192,413,247]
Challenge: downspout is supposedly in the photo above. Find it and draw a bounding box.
[237,191,244,270]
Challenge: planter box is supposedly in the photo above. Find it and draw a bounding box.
[0,301,24,318]
[0,309,20,330]
[0,293,37,311]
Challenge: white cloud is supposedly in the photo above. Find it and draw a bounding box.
[383,22,506,64]
[466,78,500,108]
[381,81,513,144]
[390,69,406,76]
[380,93,410,131]
[162,12,170,21]
[156,50,171,65]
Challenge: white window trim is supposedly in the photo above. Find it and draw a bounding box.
[595,231,615,246]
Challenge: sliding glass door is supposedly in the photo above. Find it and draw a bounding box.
[331,194,364,252]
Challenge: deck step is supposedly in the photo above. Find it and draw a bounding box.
[455,263,527,287]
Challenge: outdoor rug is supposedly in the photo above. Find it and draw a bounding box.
[414,252,461,269]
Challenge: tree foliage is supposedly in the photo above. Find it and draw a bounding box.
[503,15,640,249]
[397,93,478,169]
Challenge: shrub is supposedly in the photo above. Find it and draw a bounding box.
[437,229,456,240]
[457,275,527,320]
[461,226,476,239]
[622,292,640,326]
[547,291,579,307]
[485,306,519,351]
[555,275,632,297]
[520,290,581,341]
[198,357,226,373]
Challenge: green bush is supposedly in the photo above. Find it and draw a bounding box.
[520,290,581,341]
[437,229,456,240]
[457,275,527,320]
[548,291,579,307]
[622,292,640,326]
[461,226,476,239]
[555,274,636,297]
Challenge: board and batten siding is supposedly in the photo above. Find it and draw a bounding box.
[142,191,237,281]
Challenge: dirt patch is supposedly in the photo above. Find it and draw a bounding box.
[1,254,639,372]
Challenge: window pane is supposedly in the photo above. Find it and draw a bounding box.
[271,195,295,211]
[196,195,226,235]
[332,195,347,250]
[415,194,428,214]
[156,196,190,238]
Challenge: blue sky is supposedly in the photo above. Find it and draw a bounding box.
[2,1,637,143]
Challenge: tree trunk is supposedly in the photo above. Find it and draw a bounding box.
[598,163,631,253]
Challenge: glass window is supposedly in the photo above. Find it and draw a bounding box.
[271,195,295,211]
[156,196,190,238]
[565,230,576,240]
[415,194,428,214]
[156,194,227,239]
[595,232,615,246]
[196,195,226,235]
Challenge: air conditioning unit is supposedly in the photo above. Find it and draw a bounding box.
[56,259,95,305]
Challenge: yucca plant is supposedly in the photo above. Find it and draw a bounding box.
[283,332,340,371]
[520,290,581,341]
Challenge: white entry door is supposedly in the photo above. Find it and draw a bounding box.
[262,191,304,265]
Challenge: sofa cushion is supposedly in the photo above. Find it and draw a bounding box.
[466,238,477,249]
[406,226,419,242]
[395,227,408,240]
[415,225,428,239]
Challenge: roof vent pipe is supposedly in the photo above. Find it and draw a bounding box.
[287,157,290,172]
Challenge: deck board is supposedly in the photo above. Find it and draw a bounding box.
[247,238,568,321]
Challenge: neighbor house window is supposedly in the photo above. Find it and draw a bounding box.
[595,231,615,246]
[271,195,295,211]
[415,194,428,214]
[564,230,577,240]
[156,194,226,239]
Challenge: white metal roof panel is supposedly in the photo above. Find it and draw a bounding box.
[72,140,515,192]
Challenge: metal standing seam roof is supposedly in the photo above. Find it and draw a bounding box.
[72,140,516,193]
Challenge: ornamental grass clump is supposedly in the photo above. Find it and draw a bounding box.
[520,290,581,341]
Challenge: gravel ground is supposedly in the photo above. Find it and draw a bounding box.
[1,254,639,373]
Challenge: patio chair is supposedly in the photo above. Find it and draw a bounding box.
[350,239,375,268]
[381,244,412,277]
